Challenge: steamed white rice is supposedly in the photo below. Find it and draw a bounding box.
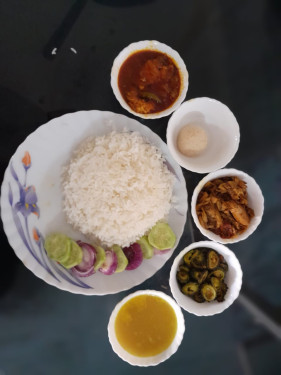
[62,131,174,247]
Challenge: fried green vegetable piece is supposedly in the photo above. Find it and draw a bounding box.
[183,249,197,266]
[216,281,228,302]
[181,282,199,296]
[191,269,208,284]
[209,268,225,281]
[179,264,190,273]
[191,250,207,269]
[201,284,216,301]
[218,254,229,270]
[148,222,176,250]
[210,277,221,291]
[207,250,219,269]
[193,292,205,303]
[177,271,189,284]
[219,261,229,272]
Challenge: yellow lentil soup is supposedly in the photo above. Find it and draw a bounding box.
[114,294,177,357]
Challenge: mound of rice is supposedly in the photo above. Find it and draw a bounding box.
[62,131,174,247]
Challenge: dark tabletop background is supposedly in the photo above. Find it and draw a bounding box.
[0,1,281,374]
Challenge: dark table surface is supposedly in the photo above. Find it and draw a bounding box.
[0,1,281,374]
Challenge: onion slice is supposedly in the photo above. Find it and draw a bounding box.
[74,241,96,272]
[71,266,95,278]
[123,243,143,270]
[99,250,118,275]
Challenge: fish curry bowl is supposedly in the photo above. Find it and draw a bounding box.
[111,40,189,119]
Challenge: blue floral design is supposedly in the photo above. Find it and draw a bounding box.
[8,152,92,290]
[15,185,40,218]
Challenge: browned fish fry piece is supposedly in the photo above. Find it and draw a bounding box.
[221,211,241,230]
[216,198,222,211]
[204,181,213,189]
[201,208,208,223]
[227,201,250,226]
[198,215,206,228]
[204,204,223,229]
[211,196,218,204]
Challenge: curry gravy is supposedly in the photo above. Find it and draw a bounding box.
[114,294,177,357]
[118,50,181,114]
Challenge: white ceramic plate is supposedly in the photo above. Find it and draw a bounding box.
[1,111,187,295]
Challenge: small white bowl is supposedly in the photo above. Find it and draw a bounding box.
[191,168,264,243]
[169,241,242,316]
[166,98,240,173]
[107,290,185,366]
[111,40,189,119]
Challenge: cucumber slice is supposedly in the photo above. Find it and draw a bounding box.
[60,240,83,269]
[112,245,128,273]
[94,245,106,271]
[148,223,176,250]
[44,233,71,263]
[137,236,154,259]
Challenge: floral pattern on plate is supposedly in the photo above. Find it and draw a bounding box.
[8,151,92,289]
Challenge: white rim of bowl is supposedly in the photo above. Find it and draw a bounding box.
[166,97,240,173]
[107,289,185,366]
[110,40,189,119]
[191,168,264,243]
[169,241,243,316]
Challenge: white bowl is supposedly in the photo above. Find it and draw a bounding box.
[111,40,189,119]
[107,290,185,366]
[166,98,240,173]
[191,168,264,243]
[169,241,242,316]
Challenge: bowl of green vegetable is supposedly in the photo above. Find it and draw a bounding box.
[169,241,242,316]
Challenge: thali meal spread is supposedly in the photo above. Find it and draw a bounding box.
[114,294,177,357]
[118,50,181,114]
[196,176,255,239]
[177,248,229,303]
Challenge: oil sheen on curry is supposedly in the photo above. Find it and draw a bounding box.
[118,50,181,114]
